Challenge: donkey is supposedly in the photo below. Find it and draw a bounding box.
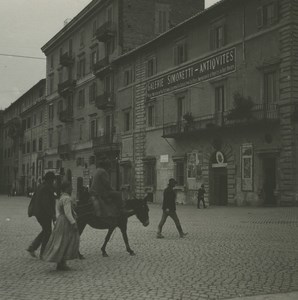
[76,198,149,257]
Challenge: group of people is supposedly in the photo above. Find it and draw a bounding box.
[26,168,207,271]
[26,172,79,271]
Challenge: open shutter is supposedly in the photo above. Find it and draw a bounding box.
[257,7,263,28]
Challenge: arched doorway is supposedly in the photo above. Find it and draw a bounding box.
[209,151,228,205]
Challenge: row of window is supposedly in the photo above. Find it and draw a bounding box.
[21,138,43,155]
[22,161,43,177]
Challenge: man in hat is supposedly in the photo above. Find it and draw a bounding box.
[157,178,188,239]
[197,184,206,208]
[26,171,57,258]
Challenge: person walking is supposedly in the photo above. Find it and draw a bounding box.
[26,171,56,258]
[197,184,206,209]
[42,181,80,271]
[156,178,188,239]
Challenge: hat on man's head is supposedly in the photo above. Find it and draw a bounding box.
[44,171,56,182]
[169,178,177,184]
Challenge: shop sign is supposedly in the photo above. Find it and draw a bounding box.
[147,47,236,98]
[241,143,253,191]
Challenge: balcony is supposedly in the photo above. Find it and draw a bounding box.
[95,92,115,110]
[93,57,110,78]
[58,79,76,97]
[163,103,279,138]
[58,143,71,160]
[59,109,73,123]
[92,134,120,153]
[96,21,116,42]
[59,52,75,67]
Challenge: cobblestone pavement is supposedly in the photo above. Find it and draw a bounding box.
[1,195,298,300]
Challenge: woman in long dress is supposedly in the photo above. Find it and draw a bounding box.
[42,181,80,271]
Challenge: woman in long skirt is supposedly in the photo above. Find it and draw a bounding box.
[42,181,80,271]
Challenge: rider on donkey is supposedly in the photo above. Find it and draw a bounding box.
[89,160,131,218]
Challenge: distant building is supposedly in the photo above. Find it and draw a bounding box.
[1,80,46,195]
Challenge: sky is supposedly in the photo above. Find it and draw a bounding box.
[0,0,219,110]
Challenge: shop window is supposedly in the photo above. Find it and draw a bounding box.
[144,159,156,186]
[174,159,185,186]
[257,1,279,28]
[121,162,131,185]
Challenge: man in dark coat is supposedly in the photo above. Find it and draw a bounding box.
[197,184,206,208]
[156,178,188,239]
[26,172,57,258]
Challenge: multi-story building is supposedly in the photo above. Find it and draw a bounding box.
[1,79,46,195]
[110,0,298,206]
[19,79,46,194]
[2,100,23,195]
[40,0,205,196]
[0,110,4,193]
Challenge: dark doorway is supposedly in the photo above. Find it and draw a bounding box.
[262,156,276,206]
[210,167,228,205]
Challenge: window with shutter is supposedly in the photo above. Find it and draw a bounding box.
[257,1,279,29]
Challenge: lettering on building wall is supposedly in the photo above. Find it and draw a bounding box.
[147,48,236,97]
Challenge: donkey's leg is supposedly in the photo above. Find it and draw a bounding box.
[77,221,87,259]
[120,223,135,256]
[101,227,115,257]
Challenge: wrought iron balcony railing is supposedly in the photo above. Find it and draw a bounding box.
[96,21,116,42]
[92,57,110,77]
[59,52,75,67]
[59,109,73,123]
[163,103,279,138]
[92,134,120,152]
[95,92,115,110]
[58,79,76,97]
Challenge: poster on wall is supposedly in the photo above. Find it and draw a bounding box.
[187,152,203,180]
[241,143,253,191]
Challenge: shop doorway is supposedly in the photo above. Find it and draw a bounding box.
[262,156,277,206]
[209,167,228,205]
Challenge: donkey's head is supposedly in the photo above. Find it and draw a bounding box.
[126,198,149,227]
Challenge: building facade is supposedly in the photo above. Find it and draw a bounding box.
[40,0,205,197]
[112,0,298,206]
[1,80,46,195]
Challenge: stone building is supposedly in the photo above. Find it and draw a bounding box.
[111,0,298,206]
[0,110,4,193]
[0,79,46,195]
[40,0,205,196]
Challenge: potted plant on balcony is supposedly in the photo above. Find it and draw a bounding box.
[183,112,194,132]
[227,92,255,121]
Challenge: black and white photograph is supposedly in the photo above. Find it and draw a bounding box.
[1,0,298,299]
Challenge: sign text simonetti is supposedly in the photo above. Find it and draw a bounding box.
[146,47,236,98]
